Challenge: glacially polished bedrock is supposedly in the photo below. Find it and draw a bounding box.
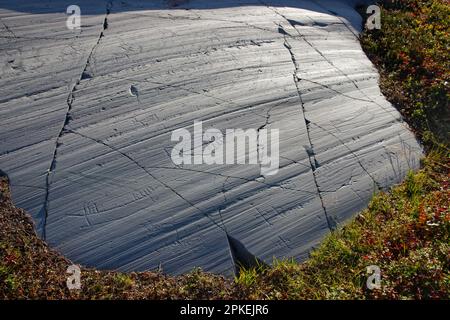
[0,0,422,275]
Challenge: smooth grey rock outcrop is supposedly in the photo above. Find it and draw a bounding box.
[0,0,422,275]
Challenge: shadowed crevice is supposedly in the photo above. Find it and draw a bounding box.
[226,234,268,275]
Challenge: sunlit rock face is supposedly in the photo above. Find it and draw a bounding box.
[0,0,421,275]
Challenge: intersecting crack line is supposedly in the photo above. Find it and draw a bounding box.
[64,93,297,158]
[322,182,367,205]
[296,77,377,103]
[255,97,288,178]
[64,127,326,256]
[66,128,317,196]
[319,168,357,193]
[349,186,367,203]
[309,121,381,190]
[0,18,17,39]
[65,129,228,233]
[254,206,273,227]
[279,155,311,169]
[258,1,417,229]
[258,0,410,130]
[63,154,312,220]
[279,24,335,231]
[40,1,113,240]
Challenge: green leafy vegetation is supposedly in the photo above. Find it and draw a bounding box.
[360,0,449,146]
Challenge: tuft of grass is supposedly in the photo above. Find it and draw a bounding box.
[235,268,259,288]
[113,274,135,289]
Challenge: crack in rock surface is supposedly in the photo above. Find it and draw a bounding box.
[0,0,422,275]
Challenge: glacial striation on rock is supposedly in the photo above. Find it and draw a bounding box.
[0,0,422,275]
